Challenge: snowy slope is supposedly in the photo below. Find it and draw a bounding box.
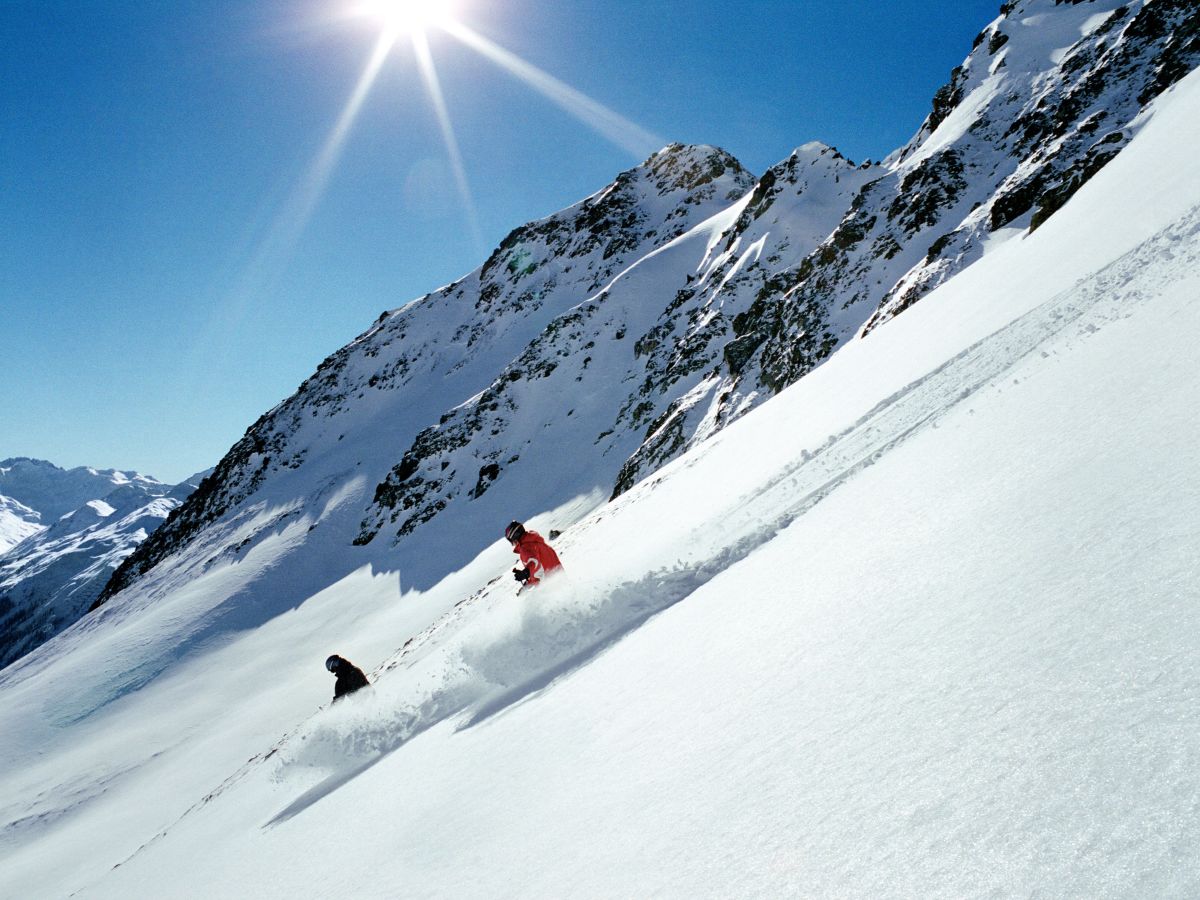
[0,495,43,555]
[0,460,203,669]
[2,50,1199,900]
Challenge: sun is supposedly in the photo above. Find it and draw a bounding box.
[352,0,458,35]
[276,0,658,276]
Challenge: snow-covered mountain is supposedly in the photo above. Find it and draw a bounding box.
[2,2,1200,896]
[0,459,203,669]
[102,0,1199,611]
[0,495,43,556]
[0,457,161,553]
[96,143,759,600]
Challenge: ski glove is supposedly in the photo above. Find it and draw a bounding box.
[513,566,531,583]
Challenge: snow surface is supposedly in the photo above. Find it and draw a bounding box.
[3,47,1200,900]
[0,495,43,555]
[0,464,204,670]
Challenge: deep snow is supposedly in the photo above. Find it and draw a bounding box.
[3,44,1200,900]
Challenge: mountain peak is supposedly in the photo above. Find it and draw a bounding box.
[792,140,839,159]
[0,457,60,472]
[638,143,753,197]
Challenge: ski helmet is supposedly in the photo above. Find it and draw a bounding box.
[325,655,342,673]
[504,521,525,543]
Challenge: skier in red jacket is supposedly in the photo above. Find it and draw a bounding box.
[505,520,562,587]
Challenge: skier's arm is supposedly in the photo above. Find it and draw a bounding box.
[524,555,542,584]
[514,544,542,584]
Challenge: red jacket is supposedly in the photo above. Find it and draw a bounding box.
[513,531,562,586]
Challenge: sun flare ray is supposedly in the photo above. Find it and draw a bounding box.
[440,20,663,158]
[245,26,398,290]
[411,29,485,254]
[292,28,399,244]
[233,0,664,313]
[216,24,398,361]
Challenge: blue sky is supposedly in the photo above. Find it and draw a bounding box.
[1,0,1000,483]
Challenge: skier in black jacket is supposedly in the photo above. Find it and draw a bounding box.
[325,654,370,702]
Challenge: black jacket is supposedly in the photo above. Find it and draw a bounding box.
[332,660,370,701]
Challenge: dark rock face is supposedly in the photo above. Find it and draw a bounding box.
[986,0,1197,235]
[99,1,1200,602]
[748,0,1200,389]
[582,144,874,500]
[928,65,969,135]
[609,0,1199,493]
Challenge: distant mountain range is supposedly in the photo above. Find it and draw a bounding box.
[0,458,204,669]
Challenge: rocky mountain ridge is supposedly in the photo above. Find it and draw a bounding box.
[100,143,758,596]
[99,0,1199,608]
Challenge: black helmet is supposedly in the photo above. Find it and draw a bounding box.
[325,655,342,673]
[504,521,525,543]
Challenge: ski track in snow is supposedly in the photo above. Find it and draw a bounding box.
[116,200,1200,858]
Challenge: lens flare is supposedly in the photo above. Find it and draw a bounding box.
[411,29,484,253]
[228,1,663,320]
[252,28,397,276]
[353,0,458,35]
[440,20,663,159]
